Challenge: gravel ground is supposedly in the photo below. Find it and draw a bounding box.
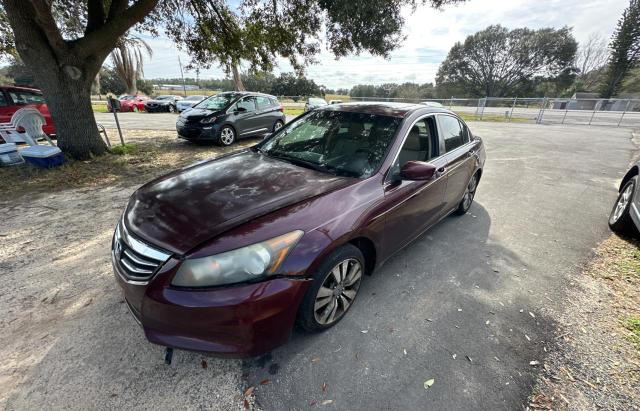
[0,131,259,410]
[528,234,640,410]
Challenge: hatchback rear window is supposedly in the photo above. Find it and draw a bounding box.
[0,93,7,107]
[9,90,45,105]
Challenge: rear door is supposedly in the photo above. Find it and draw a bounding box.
[437,114,475,210]
[254,96,279,132]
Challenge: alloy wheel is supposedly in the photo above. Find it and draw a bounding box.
[313,258,363,325]
[274,121,284,131]
[611,183,634,223]
[169,105,175,113]
[462,174,478,210]
[220,127,235,145]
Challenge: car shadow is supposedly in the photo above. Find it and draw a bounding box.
[244,201,560,410]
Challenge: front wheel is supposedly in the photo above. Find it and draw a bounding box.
[609,176,638,236]
[454,172,479,215]
[297,244,365,332]
[168,105,176,113]
[273,120,284,132]
[217,126,236,146]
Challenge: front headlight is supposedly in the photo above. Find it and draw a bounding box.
[171,230,304,287]
[200,115,217,124]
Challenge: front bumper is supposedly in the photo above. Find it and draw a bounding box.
[146,105,171,113]
[176,122,220,141]
[114,258,312,357]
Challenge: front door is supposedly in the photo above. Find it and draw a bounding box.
[382,116,448,256]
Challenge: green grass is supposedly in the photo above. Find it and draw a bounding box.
[109,143,138,155]
[92,103,108,113]
[457,112,529,123]
[284,107,304,116]
[621,316,640,350]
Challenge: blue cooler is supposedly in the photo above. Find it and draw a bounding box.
[20,145,65,168]
[0,143,24,166]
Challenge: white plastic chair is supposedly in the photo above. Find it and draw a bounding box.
[11,108,55,146]
[0,122,21,144]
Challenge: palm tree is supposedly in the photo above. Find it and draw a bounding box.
[110,35,152,95]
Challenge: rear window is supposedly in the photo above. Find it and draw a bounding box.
[0,93,7,107]
[256,96,272,109]
[9,90,45,105]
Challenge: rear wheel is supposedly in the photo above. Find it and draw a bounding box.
[168,105,176,113]
[609,176,639,236]
[454,172,479,215]
[298,244,365,332]
[217,126,236,146]
[273,120,284,132]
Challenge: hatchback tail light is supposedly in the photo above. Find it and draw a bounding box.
[278,104,284,113]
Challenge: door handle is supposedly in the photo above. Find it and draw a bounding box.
[436,166,446,176]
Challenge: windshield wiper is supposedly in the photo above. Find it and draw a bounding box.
[265,151,331,174]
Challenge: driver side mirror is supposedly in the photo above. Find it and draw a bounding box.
[400,161,436,181]
[234,106,247,113]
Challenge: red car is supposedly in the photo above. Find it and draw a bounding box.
[0,85,56,136]
[113,103,485,358]
[107,95,148,112]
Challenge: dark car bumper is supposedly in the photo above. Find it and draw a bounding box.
[114,259,312,357]
[176,122,220,141]
[146,105,171,113]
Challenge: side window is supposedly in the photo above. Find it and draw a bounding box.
[256,96,271,110]
[9,91,46,105]
[438,115,464,152]
[237,97,256,112]
[397,117,439,166]
[0,93,8,107]
[459,121,471,144]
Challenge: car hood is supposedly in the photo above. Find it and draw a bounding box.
[124,150,355,255]
[179,108,223,122]
[146,99,171,104]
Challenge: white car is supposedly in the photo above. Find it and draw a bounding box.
[176,95,208,113]
[420,101,444,108]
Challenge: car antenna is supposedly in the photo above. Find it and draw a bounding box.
[164,347,174,365]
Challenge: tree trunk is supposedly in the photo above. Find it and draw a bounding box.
[37,67,107,159]
[231,63,246,91]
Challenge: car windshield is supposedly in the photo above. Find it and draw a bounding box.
[155,95,173,100]
[258,110,401,178]
[309,98,327,105]
[194,93,238,110]
[185,95,206,101]
[119,95,134,100]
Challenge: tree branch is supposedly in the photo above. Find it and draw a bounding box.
[86,0,106,34]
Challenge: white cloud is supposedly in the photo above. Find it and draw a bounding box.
[141,0,629,89]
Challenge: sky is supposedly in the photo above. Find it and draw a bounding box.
[139,0,629,89]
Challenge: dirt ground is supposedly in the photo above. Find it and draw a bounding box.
[528,234,640,410]
[0,131,260,410]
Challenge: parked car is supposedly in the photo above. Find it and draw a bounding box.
[0,85,56,137]
[145,95,183,113]
[176,95,208,113]
[176,91,286,145]
[113,102,485,357]
[108,95,148,112]
[421,101,444,108]
[304,97,328,112]
[609,162,640,236]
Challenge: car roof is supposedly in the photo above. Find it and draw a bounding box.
[319,102,453,118]
[0,85,42,93]
[219,91,278,99]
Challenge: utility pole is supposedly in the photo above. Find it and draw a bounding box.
[178,55,187,97]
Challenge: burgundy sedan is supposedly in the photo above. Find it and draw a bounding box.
[112,103,485,357]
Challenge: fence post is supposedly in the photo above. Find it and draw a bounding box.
[537,97,548,124]
[449,96,453,109]
[588,100,597,125]
[618,100,631,127]
[508,97,517,122]
[561,100,569,124]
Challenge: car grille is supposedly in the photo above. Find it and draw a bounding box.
[112,220,171,284]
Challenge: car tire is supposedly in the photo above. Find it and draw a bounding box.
[169,105,176,113]
[609,176,639,236]
[454,172,479,215]
[217,126,236,146]
[273,120,284,132]
[297,244,365,332]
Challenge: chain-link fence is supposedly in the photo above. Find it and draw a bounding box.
[348,96,640,128]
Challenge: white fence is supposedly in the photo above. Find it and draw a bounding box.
[349,96,640,128]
